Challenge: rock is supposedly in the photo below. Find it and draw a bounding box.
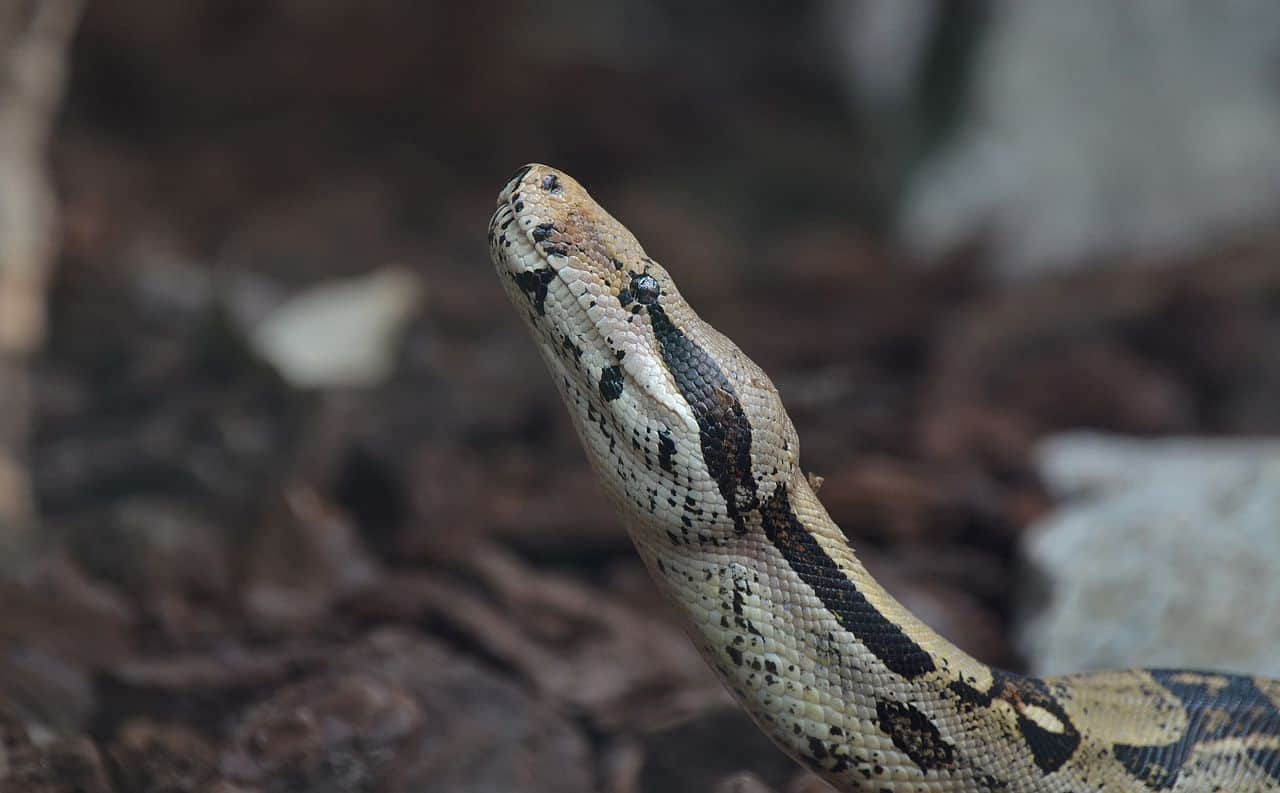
[898,1,1280,278]
[1018,432,1280,677]
[245,266,423,389]
[826,1,939,110]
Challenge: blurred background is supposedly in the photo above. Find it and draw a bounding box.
[2,1,1279,791]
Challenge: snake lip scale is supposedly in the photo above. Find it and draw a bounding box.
[488,164,1280,792]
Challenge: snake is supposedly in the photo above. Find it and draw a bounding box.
[487,164,1280,792]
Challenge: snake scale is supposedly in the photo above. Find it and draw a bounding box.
[488,164,1280,792]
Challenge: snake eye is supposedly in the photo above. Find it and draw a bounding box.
[631,273,661,305]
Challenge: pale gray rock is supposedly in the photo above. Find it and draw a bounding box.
[247,265,423,389]
[894,1,1280,278]
[826,0,939,109]
[1019,432,1280,678]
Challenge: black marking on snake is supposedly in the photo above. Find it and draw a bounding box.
[760,485,936,680]
[648,303,757,534]
[541,173,562,193]
[807,736,828,761]
[599,365,624,401]
[513,200,524,212]
[1111,671,1280,789]
[948,670,1080,774]
[500,217,513,230]
[657,430,675,472]
[508,164,533,186]
[611,257,624,271]
[544,245,570,258]
[875,699,956,771]
[562,335,582,362]
[532,222,555,242]
[1248,748,1280,783]
[511,269,555,316]
[618,286,633,307]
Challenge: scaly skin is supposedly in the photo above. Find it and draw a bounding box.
[489,164,1280,792]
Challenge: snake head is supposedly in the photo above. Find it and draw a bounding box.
[490,164,800,541]
[488,163,693,420]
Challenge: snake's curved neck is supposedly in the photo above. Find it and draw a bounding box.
[629,468,1004,781]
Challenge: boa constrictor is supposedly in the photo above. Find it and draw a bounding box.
[488,164,1280,792]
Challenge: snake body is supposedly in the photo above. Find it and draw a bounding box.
[488,164,1280,792]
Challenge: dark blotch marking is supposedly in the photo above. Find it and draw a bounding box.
[511,268,555,316]
[599,365,624,402]
[513,200,524,212]
[1111,672,1280,789]
[611,257,624,271]
[875,699,956,771]
[725,645,743,666]
[618,287,633,307]
[1247,747,1280,782]
[648,304,757,533]
[807,736,828,761]
[657,430,676,472]
[541,173,561,193]
[562,335,582,362]
[631,273,661,305]
[949,670,1080,774]
[532,222,555,242]
[760,485,936,680]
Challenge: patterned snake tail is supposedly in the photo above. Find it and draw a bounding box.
[488,164,1280,792]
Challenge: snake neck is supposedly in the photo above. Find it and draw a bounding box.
[627,469,1004,783]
